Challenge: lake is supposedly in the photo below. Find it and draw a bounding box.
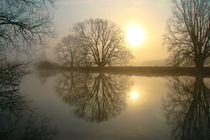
[1,69,209,140]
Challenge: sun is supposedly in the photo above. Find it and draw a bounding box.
[130,91,138,99]
[126,25,145,47]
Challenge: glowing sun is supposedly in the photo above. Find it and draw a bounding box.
[130,91,138,99]
[126,25,145,47]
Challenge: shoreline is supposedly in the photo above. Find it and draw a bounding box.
[37,66,210,77]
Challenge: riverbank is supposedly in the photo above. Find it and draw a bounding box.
[64,66,210,77]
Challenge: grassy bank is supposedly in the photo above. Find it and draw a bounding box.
[35,61,210,77]
[65,66,210,77]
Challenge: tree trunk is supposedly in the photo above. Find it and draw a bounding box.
[195,56,204,68]
[99,64,104,68]
[98,61,105,68]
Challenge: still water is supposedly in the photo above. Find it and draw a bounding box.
[1,69,210,140]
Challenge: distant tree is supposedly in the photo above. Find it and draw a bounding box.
[55,35,87,67]
[164,0,209,68]
[0,0,55,54]
[72,18,133,67]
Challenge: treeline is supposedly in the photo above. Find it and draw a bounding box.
[35,60,62,70]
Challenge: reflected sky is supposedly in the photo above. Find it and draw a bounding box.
[54,72,131,123]
[163,76,210,140]
[17,70,210,140]
[0,65,57,140]
[21,71,173,140]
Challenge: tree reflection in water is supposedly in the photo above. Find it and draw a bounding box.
[0,63,57,140]
[55,71,132,123]
[163,76,210,140]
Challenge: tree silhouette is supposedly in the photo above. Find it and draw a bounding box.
[163,76,210,140]
[71,18,133,67]
[164,0,209,68]
[0,0,55,54]
[55,72,132,123]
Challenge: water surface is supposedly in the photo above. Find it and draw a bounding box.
[1,69,209,140]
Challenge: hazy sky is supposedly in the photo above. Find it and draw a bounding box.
[48,0,173,66]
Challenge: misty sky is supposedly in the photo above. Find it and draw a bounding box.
[47,0,173,66]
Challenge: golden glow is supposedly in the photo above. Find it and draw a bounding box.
[126,25,145,47]
[130,91,138,99]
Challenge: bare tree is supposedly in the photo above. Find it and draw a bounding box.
[73,18,133,67]
[164,0,209,68]
[0,0,55,54]
[55,35,87,67]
